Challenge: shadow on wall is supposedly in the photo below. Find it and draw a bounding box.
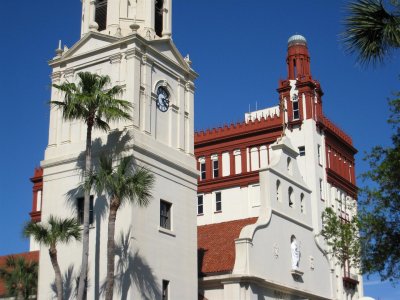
[50,265,90,300]
[50,265,75,300]
[99,230,161,300]
[65,129,134,207]
[59,130,159,299]
[76,129,134,171]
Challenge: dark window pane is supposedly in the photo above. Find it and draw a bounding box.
[215,192,221,211]
[293,101,299,119]
[200,162,206,180]
[77,196,94,225]
[213,160,219,178]
[298,146,305,156]
[155,0,164,37]
[162,280,169,300]
[95,0,108,31]
[197,195,203,215]
[160,200,171,229]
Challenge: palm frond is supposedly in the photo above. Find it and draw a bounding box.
[23,221,51,246]
[52,82,78,94]
[90,155,155,209]
[126,167,155,207]
[0,256,38,299]
[342,0,400,66]
[52,71,132,132]
[94,116,111,132]
[24,216,81,248]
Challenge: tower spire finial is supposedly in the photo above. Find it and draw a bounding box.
[55,40,63,57]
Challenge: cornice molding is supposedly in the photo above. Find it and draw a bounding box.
[109,53,123,64]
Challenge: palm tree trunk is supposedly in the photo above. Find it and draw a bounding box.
[49,247,63,300]
[77,123,93,300]
[105,200,119,300]
[16,288,23,300]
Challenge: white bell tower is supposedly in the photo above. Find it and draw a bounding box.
[38,0,198,299]
[81,0,172,39]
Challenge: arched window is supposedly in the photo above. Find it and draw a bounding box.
[155,0,164,37]
[289,187,294,208]
[250,147,259,171]
[95,0,108,31]
[300,193,305,213]
[276,180,281,202]
[287,157,292,174]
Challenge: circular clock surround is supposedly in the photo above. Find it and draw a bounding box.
[156,86,170,112]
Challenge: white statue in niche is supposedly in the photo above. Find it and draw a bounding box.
[291,235,300,270]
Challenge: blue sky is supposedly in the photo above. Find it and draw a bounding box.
[0,0,398,298]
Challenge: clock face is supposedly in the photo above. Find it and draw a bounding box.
[156,86,170,112]
[292,94,298,101]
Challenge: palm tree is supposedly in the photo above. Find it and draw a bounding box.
[343,0,400,65]
[24,216,81,300]
[0,256,38,300]
[87,155,154,300]
[52,71,133,299]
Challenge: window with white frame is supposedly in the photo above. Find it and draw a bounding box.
[215,192,222,212]
[199,157,206,180]
[234,149,242,174]
[197,195,204,215]
[160,200,172,230]
[211,155,219,178]
[292,94,300,120]
[250,147,259,171]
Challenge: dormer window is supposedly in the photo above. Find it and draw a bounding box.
[155,0,164,37]
[95,0,108,31]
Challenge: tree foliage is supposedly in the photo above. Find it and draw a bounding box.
[0,256,38,300]
[320,207,361,269]
[343,0,400,66]
[359,97,400,281]
[52,72,132,132]
[332,0,400,282]
[24,216,81,300]
[24,216,81,249]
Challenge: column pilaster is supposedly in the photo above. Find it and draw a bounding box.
[162,0,172,37]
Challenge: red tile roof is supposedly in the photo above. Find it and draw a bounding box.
[0,251,39,297]
[198,218,257,275]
